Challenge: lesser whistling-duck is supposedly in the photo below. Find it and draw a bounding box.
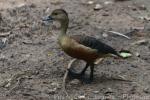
[43,9,124,83]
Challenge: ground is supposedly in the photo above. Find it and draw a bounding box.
[0,0,150,100]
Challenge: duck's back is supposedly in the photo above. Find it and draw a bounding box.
[58,35,119,62]
[70,35,119,55]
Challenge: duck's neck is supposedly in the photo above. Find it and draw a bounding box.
[59,19,69,37]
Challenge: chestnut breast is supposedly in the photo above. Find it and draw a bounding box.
[58,36,100,62]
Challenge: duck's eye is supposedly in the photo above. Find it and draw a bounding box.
[53,13,58,15]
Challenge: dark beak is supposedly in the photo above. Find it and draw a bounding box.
[42,16,53,22]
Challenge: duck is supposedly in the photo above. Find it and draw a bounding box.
[42,9,124,83]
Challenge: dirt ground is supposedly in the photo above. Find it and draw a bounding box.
[0,0,150,100]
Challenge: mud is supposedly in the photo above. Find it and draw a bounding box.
[0,0,150,100]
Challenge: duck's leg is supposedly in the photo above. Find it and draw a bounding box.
[81,63,94,84]
[89,64,94,82]
[80,63,89,76]
[68,63,89,79]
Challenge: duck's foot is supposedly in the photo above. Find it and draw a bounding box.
[80,75,93,84]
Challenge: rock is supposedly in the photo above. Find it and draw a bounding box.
[144,22,150,32]
[138,16,150,21]
[144,87,150,94]
[102,33,108,37]
[143,16,150,21]
[87,1,94,5]
[105,88,113,94]
[135,52,140,57]
[17,3,26,8]
[70,79,81,85]
[138,5,146,10]
[104,1,114,5]
[29,3,36,8]
[102,12,109,16]
[45,88,57,95]
[50,0,63,5]
[51,82,60,87]
[0,38,7,49]
[20,54,31,63]
[94,4,103,10]
[0,54,6,61]
[75,95,85,100]
[2,38,7,44]
[130,6,137,11]
[45,7,50,13]
[93,90,99,94]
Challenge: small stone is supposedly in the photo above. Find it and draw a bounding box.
[102,12,109,16]
[2,38,7,44]
[29,3,36,8]
[139,5,146,10]
[144,22,150,32]
[45,7,50,13]
[138,16,144,20]
[22,93,31,96]
[0,54,6,61]
[51,82,60,87]
[70,79,80,85]
[0,38,7,49]
[22,39,33,44]
[45,88,57,94]
[105,88,113,94]
[87,1,94,5]
[17,3,26,8]
[144,16,150,21]
[94,4,103,10]
[128,6,137,11]
[132,26,144,30]
[93,91,99,94]
[102,33,108,37]
[135,52,140,57]
[131,64,138,68]
[77,95,85,100]
[4,79,11,88]
[144,87,150,94]
[104,1,114,5]
[132,7,137,11]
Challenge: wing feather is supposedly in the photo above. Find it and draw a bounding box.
[70,35,119,56]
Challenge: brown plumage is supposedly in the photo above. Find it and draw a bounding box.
[43,9,123,83]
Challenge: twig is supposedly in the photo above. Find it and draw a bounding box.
[63,59,77,97]
[111,75,132,82]
[7,76,24,94]
[0,31,11,37]
[130,39,148,46]
[108,31,131,39]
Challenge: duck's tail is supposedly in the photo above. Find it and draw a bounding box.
[116,50,132,59]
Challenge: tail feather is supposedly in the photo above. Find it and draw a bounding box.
[116,50,132,58]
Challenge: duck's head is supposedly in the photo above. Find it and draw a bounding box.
[43,9,69,23]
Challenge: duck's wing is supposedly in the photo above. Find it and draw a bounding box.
[70,35,120,56]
